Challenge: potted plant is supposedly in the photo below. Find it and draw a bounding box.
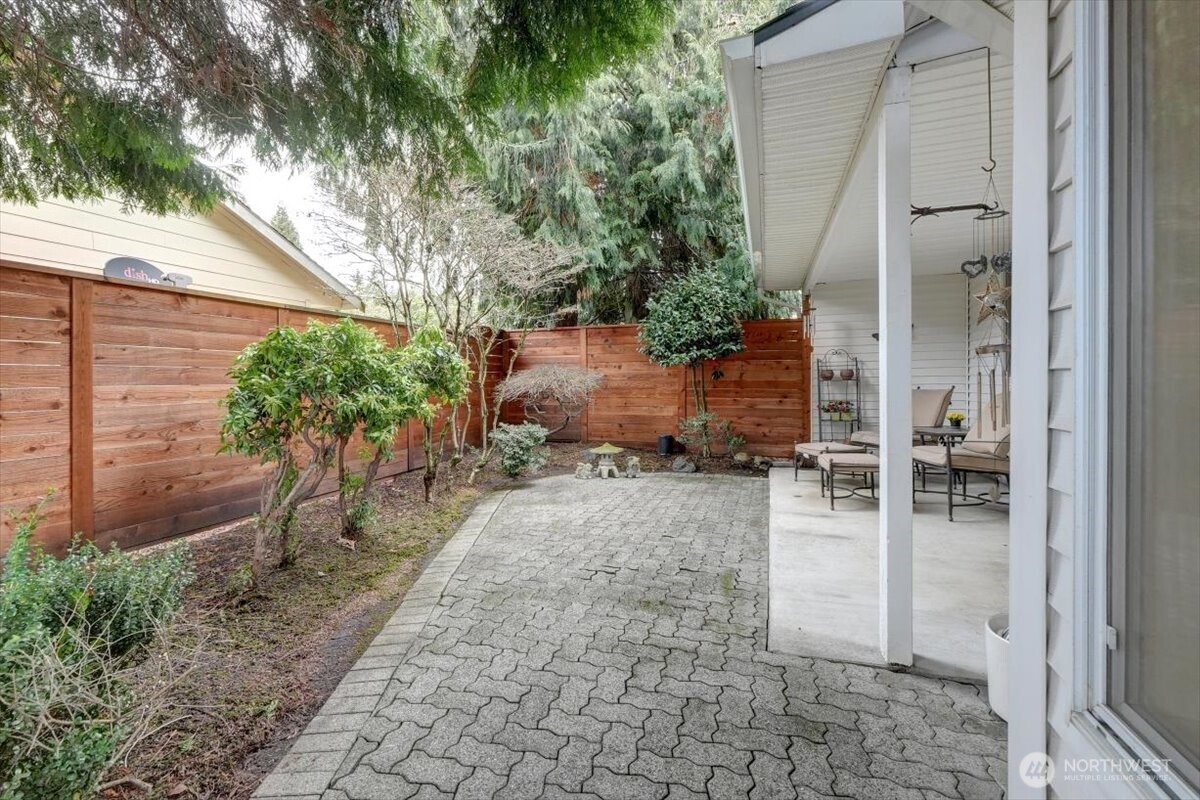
[985,613,1009,720]
[822,400,854,421]
[820,368,835,381]
[947,411,966,429]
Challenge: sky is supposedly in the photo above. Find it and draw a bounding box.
[224,155,361,282]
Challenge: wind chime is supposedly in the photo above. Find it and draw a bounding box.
[963,49,1012,433]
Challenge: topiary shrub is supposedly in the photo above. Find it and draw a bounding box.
[489,423,549,478]
[640,270,746,455]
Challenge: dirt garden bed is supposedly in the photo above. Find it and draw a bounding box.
[102,442,764,799]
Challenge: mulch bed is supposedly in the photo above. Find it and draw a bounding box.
[104,442,763,799]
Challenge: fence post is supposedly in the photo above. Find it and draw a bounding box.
[677,364,688,427]
[579,327,589,443]
[69,278,94,540]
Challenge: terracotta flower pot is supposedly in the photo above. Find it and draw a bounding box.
[819,369,834,381]
[840,368,855,381]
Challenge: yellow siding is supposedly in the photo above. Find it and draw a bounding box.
[0,197,351,312]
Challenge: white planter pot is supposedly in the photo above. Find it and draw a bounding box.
[985,613,1010,721]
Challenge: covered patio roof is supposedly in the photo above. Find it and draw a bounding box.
[722,0,1015,291]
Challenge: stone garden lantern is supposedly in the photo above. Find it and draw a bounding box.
[590,442,624,478]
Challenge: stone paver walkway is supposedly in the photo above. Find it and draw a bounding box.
[255,474,1006,800]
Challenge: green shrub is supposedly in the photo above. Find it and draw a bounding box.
[489,423,549,478]
[0,499,195,798]
[640,271,746,456]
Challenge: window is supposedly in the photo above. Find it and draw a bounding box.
[1109,0,1200,791]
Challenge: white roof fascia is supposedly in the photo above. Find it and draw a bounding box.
[721,43,764,283]
[222,199,364,310]
[906,0,1014,57]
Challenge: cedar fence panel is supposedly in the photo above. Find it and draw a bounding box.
[0,269,73,552]
[0,264,436,554]
[498,320,811,457]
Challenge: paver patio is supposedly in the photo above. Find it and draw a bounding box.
[255,474,1006,800]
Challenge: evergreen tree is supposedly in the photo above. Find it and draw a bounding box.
[482,0,788,323]
[270,205,302,249]
[0,0,673,214]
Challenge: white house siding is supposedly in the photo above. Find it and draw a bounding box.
[808,274,968,436]
[1045,0,1078,793]
[0,197,351,311]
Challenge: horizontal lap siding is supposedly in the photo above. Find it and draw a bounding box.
[1045,0,1077,789]
[808,275,969,436]
[0,197,351,310]
[0,269,72,551]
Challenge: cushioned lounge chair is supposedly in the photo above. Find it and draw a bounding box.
[912,409,1010,521]
[850,387,954,449]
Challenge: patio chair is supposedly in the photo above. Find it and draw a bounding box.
[850,386,954,449]
[912,407,1009,521]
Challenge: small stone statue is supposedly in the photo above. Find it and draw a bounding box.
[625,456,641,478]
[574,462,595,480]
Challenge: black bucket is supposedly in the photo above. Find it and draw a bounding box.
[658,434,674,456]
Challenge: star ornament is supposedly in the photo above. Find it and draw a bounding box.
[974,280,1011,323]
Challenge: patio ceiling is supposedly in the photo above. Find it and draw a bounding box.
[808,53,1013,285]
[722,0,1015,291]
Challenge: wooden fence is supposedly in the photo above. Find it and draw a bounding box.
[0,264,471,554]
[2,264,808,554]
[500,320,811,457]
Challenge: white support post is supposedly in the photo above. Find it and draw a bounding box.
[877,66,914,667]
[1007,1,1049,796]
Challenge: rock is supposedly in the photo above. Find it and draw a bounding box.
[733,452,751,465]
[753,455,773,470]
[574,463,594,480]
[625,456,641,478]
[671,456,697,473]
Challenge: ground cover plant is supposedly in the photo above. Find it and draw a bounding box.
[0,499,195,799]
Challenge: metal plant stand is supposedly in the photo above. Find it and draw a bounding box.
[815,348,862,442]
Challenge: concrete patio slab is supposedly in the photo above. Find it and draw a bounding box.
[768,467,1009,681]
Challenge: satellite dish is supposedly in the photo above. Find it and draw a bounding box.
[104,257,164,284]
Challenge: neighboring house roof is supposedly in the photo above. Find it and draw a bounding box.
[219,199,363,309]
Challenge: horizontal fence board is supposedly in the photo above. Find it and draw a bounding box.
[0,316,71,342]
[0,386,67,413]
[0,293,70,322]
[0,266,71,551]
[501,321,810,454]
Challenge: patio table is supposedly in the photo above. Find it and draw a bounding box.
[913,425,969,445]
